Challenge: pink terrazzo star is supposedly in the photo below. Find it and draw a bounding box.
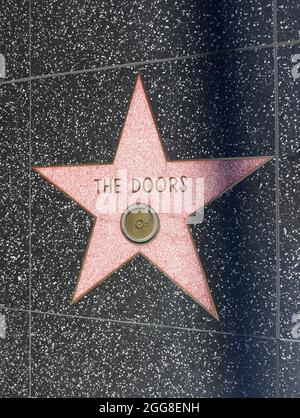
[33,73,272,319]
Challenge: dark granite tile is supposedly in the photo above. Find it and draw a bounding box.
[32,49,275,166]
[31,69,131,165]
[278,1,300,43]
[31,53,275,337]
[31,0,273,77]
[0,0,29,81]
[0,309,29,398]
[278,45,300,339]
[31,313,276,398]
[280,340,300,398]
[0,83,29,309]
[144,50,275,159]
[191,162,276,337]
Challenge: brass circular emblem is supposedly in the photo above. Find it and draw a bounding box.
[121,204,159,244]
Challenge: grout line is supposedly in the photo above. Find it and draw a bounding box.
[0,76,31,86]
[273,0,281,399]
[4,303,300,343]
[276,337,300,344]
[277,39,300,47]
[28,0,32,399]
[0,304,279,343]
[274,3,281,344]
[1,39,300,87]
[276,339,281,398]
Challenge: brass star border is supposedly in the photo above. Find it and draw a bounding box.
[33,73,272,319]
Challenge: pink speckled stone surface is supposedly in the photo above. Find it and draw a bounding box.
[34,74,271,319]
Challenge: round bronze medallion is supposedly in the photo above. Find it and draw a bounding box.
[121,204,159,244]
